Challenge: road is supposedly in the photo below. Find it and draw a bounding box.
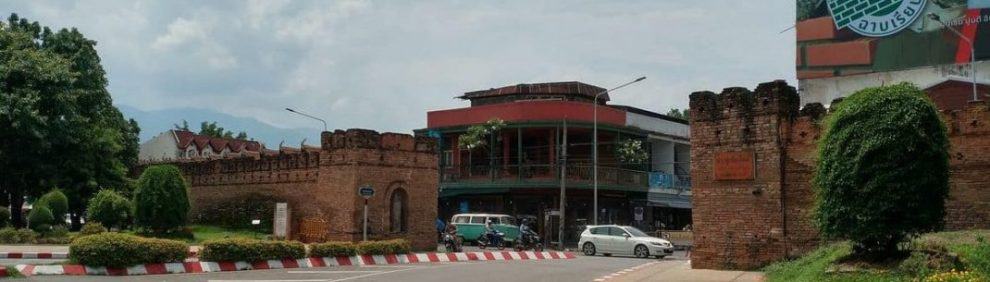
[19,251,689,282]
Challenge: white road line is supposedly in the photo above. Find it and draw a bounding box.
[287,271,382,274]
[325,266,421,282]
[209,280,328,282]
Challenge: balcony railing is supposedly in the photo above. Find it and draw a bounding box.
[441,164,656,190]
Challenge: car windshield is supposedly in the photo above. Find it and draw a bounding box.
[624,227,651,237]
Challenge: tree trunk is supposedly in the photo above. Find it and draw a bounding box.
[9,189,24,228]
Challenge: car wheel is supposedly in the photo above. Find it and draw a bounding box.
[582,242,596,256]
[634,245,650,258]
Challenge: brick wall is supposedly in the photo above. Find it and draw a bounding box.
[690,81,990,270]
[161,129,438,250]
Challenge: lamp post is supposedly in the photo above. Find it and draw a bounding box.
[593,76,646,225]
[930,13,979,102]
[285,108,328,131]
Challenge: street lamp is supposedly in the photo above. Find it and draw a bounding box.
[929,13,980,102]
[593,76,647,225]
[285,108,328,131]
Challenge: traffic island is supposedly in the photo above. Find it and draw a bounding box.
[14,251,577,276]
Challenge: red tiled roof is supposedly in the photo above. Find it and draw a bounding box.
[459,81,609,101]
[173,130,263,154]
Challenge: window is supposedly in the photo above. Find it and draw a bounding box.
[389,188,408,233]
[501,217,516,226]
[453,216,470,224]
[470,216,486,224]
[488,217,501,224]
[442,150,453,168]
[590,227,607,235]
[608,227,629,237]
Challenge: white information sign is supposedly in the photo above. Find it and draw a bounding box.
[274,202,289,238]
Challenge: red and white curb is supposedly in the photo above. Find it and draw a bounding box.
[593,261,658,281]
[0,252,68,259]
[15,251,576,276]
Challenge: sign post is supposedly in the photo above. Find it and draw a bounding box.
[358,185,375,241]
[274,203,289,239]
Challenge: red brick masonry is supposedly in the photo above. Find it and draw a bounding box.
[689,80,990,270]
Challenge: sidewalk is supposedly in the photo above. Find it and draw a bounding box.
[611,260,764,282]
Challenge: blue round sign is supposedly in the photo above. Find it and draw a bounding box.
[359,186,375,198]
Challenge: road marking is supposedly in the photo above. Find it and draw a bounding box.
[287,271,382,274]
[209,280,329,282]
[324,266,421,282]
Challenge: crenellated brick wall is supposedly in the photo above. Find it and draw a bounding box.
[689,80,990,270]
[150,129,439,250]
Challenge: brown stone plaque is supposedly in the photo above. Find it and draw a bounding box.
[714,151,755,180]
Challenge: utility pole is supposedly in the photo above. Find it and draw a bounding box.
[558,119,567,250]
[593,76,646,225]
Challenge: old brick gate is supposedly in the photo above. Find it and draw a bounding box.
[689,80,990,270]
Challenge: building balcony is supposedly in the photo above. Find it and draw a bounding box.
[439,164,690,197]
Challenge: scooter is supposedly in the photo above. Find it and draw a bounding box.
[514,232,543,252]
[443,233,462,252]
[477,230,505,250]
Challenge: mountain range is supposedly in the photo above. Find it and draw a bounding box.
[117,105,321,148]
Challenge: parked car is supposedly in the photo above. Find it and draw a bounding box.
[450,213,520,244]
[579,225,674,259]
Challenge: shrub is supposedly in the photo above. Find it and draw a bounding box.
[0,207,10,227]
[28,206,55,232]
[356,239,411,255]
[960,238,990,278]
[923,269,982,282]
[37,189,68,224]
[46,224,70,237]
[814,83,949,257]
[70,233,187,268]
[200,238,306,262]
[79,222,108,235]
[87,189,132,229]
[0,228,38,244]
[310,241,358,257]
[133,165,190,233]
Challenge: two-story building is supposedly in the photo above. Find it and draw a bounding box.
[417,81,691,244]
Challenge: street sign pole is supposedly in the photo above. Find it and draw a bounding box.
[358,185,375,242]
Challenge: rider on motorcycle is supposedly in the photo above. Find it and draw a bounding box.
[485,219,496,242]
[519,218,536,244]
[443,222,461,251]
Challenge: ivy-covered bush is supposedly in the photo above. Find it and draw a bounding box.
[0,228,38,244]
[814,83,949,257]
[310,241,358,257]
[200,238,306,262]
[87,189,132,230]
[37,189,68,224]
[79,222,107,235]
[133,165,190,233]
[27,206,55,233]
[70,233,187,268]
[356,239,411,255]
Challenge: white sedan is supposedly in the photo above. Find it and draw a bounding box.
[578,225,674,259]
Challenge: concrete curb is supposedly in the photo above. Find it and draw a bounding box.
[0,252,68,259]
[15,251,577,276]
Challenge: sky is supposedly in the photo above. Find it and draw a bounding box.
[4,0,797,136]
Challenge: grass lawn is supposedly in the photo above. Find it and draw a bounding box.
[764,230,990,282]
[127,225,269,244]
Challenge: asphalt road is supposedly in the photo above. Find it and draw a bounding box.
[20,251,689,282]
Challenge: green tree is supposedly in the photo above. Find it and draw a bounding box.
[86,189,131,230]
[173,120,248,140]
[0,14,139,229]
[27,206,54,232]
[665,108,690,122]
[814,83,949,258]
[133,165,190,233]
[37,189,68,224]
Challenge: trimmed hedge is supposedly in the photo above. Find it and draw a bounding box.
[87,189,132,230]
[79,222,108,235]
[310,241,358,257]
[134,165,190,233]
[27,206,55,232]
[200,238,306,262]
[356,239,411,255]
[0,228,38,244]
[38,189,69,223]
[70,233,187,268]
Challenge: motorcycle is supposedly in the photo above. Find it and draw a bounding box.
[443,233,462,252]
[514,232,543,252]
[476,230,505,250]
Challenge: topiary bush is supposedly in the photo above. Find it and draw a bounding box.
[356,239,411,255]
[37,189,69,224]
[79,222,108,235]
[199,238,306,262]
[0,228,38,244]
[87,189,132,230]
[310,241,358,257]
[0,207,11,227]
[814,83,950,258]
[70,233,187,268]
[27,206,55,233]
[133,165,190,233]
